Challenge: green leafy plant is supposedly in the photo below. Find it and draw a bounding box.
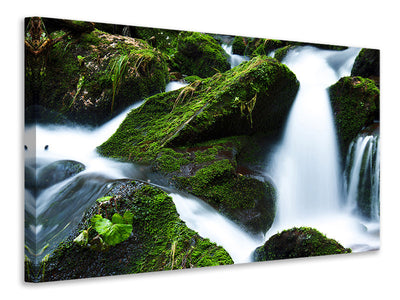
[91,212,133,246]
[74,210,134,248]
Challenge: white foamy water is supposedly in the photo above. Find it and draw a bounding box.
[265,46,379,252]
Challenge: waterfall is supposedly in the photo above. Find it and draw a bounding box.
[264,46,379,251]
[222,44,249,68]
[345,133,380,221]
[267,46,360,226]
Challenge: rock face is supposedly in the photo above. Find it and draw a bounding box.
[35,181,233,282]
[253,227,351,261]
[329,76,379,158]
[25,28,169,125]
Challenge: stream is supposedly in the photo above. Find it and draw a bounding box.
[25,45,380,266]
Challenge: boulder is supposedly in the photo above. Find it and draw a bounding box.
[37,160,85,189]
[329,76,379,158]
[253,227,351,261]
[97,56,299,163]
[173,32,230,78]
[25,26,169,125]
[351,48,380,81]
[36,181,233,282]
[97,56,298,234]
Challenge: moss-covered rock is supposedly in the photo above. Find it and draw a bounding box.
[232,36,247,55]
[35,181,233,282]
[97,56,298,163]
[151,136,276,234]
[329,76,379,158]
[96,56,296,233]
[351,48,380,82]
[172,32,230,78]
[253,227,351,261]
[25,28,169,125]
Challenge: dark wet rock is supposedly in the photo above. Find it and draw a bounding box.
[37,160,85,189]
[253,227,351,261]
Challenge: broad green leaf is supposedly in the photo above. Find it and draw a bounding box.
[91,214,104,226]
[96,196,113,203]
[92,214,133,246]
[112,213,124,224]
[93,217,113,236]
[123,211,134,224]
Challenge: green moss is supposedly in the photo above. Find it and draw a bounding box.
[232,36,247,55]
[329,76,379,157]
[26,29,169,125]
[274,45,296,61]
[98,56,298,162]
[173,31,230,78]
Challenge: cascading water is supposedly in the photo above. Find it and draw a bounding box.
[222,44,249,68]
[344,132,380,221]
[265,46,379,252]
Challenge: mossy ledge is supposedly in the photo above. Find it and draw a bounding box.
[33,181,233,282]
[253,227,351,261]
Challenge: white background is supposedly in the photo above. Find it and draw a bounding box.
[2,1,399,298]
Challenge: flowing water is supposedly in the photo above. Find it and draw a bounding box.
[265,46,380,252]
[344,132,380,221]
[25,81,259,264]
[222,44,249,68]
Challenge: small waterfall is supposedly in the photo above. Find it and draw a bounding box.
[267,46,360,229]
[344,133,380,221]
[264,46,380,252]
[222,44,249,68]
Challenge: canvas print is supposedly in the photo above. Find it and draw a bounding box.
[24,17,380,282]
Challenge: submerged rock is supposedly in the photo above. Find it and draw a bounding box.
[253,227,351,261]
[37,160,85,189]
[35,181,233,282]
